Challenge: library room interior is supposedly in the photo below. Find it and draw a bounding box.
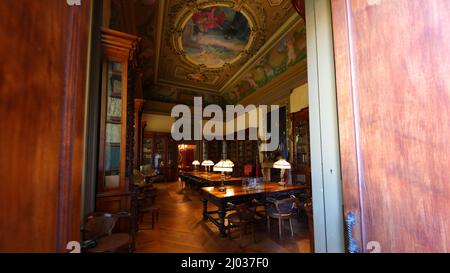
[1,0,450,254]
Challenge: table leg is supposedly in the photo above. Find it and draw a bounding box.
[218,203,227,237]
[202,199,208,220]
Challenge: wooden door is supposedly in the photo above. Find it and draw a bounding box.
[0,0,91,252]
[181,148,195,170]
[331,0,450,252]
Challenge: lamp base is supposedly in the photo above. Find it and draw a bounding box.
[218,186,226,192]
[278,181,286,186]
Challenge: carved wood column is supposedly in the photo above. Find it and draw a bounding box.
[140,121,148,167]
[134,99,145,168]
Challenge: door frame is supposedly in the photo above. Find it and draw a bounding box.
[306,0,345,253]
[82,0,345,253]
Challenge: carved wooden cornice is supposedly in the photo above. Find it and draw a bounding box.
[101,27,141,66]
[166,0,266,71]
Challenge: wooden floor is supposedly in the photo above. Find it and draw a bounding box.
[135,181,311,253]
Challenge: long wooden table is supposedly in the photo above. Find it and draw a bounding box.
[179,171,243,189]
[201,183,304,236]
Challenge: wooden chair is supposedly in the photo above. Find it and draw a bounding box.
[81,212,133,253]
[136,175,160,230]
[134,169,158,204]
[226,201,258,243]
[141,164,165,183]
[138,198,160,230]
[266,195,300,239]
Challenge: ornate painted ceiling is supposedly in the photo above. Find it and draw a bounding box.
[109,0,306,106]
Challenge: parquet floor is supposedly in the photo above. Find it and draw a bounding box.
[135,181,311,253]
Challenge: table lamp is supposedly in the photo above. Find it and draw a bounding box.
[273,159,291,186]
[213,159,234,192]
[192,160,200,172]
[224,159,234,179]
[201,160,215,175]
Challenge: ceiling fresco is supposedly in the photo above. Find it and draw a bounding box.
[109,0,305,106]
[181,6,251,68]
[223,21,306,104]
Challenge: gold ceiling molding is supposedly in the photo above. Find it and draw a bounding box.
[220,12,303,94]
[239,58,307,106]
[158,78,221,95]
[152,0,299,93]
[111,0,302,104]
[165,0,267,71]
[153,0,166,84]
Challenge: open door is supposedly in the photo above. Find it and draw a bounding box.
[331,0,450,252]
[0,1,91,252]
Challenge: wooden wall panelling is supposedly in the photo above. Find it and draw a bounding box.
[96,28,140,232]
[0,0,91,252]
[134,99,145,168]
[142,132,177,181]
[95,194,131,232]
[289,107,311,189]
[205,140,223,165]
[225,129,258,177]
[331,0,450,252]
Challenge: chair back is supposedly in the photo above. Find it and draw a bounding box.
[235,202,257,221]
[274,196,299,214]
[133,169,145,186]
[83,212,118,240]
[141,164,157,176]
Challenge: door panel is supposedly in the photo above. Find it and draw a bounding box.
[0,0,91,252]
[332,0,450,252]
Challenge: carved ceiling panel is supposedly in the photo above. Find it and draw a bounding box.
[110,0,303,105]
